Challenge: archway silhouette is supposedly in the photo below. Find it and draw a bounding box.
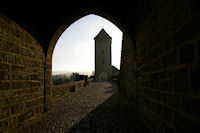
[44,10,137,111]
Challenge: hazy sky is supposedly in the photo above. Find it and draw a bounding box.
[52,14,122,75]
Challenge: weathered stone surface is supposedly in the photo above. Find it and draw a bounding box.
[173,14,200,46]
[0,13,44,133]
[22,82,150,133]
[0,0,200,132]
[162,49,177,68]
[4,41,19,54]
[179,43,195,64]
[52,80,87,101]
[190,66,200,93]
[136,0,200,132]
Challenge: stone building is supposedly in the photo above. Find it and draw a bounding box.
[112,66,119,77]
[94,29,112,80]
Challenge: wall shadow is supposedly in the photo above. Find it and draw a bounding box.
[67,92,151,133]
[104,80,119,93]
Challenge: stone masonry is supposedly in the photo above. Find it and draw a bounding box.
[52,80,92,102]
[0,0,200,132]
[135,0,200,132]
[0,13,45,132]
[21,82,150,133]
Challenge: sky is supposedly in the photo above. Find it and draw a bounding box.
[52,14,123,75]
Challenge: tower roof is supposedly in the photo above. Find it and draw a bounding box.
[94,28,112,40]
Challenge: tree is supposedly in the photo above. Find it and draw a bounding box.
[70,72,79,81]
[92,71,95,76]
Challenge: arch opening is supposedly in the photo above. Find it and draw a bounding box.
[52,14,122,78]
[44,10,137,111]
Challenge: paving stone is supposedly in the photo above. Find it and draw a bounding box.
[22,81,150,133]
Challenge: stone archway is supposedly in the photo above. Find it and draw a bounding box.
[44,9,137,111]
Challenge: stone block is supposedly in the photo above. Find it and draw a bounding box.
[23,82,31,89]
[24,59,35,67]
[9,116,17,127]
[26,109,34,119]
[160,70,167,79]
[155,102,163,116]
[160,79,172,91]
[1,106,10,118]
[162,50,177,68]
[152,45,163,59]
[167,69,173,78]
[173,112,200,133]
[24,34,32,44]
[0,82,10,90]
[0,119,9,132]
[0,38,4,51]
[163,124,176,133]
[7,54,16,64]
[4,42,19,54]
[11,65,23,72]
[11,104,18,115]
[173,14,200,46]
[0,63,10,71]
[7,91,17,97]
[0,20,9,33]
[167,94,181,108]
[18,112,27,125]
[151,59,162,71]
[0,99,9,107]
[30,74,38,80]
[31,82,41,88]
[150,73,159,89]
[84,82,87,87]
[70,85,75,92]
[164,37,172,52]
[10,27,20,38]
[182,96,200,121]
[0,71,10,80]
[150,79,159,89]
[173,68,188,92]
[0,53,8,63]
[190,66,200,93]
[160,93,167,104]
[142,53,153,64]
[162,106,173,124]
[179,43,194,64]
[190,0,200,16]
[23,67,33,73]
[197,40,200,62]
[11,82,22,89]
[20,47,30,57]
[13,72,28,80]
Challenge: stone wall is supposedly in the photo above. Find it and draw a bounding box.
[119,32,138,108]
[52,80,85,102]
[135,0,200,132]
[1,1,200,132]
[0,13,45,132]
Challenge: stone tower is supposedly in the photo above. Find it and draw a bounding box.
[94,28,112,80]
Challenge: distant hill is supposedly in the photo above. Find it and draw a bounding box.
[52,71,93,76]
[52,71,72,76]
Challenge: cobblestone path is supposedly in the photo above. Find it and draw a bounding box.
[22,81,150,133]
